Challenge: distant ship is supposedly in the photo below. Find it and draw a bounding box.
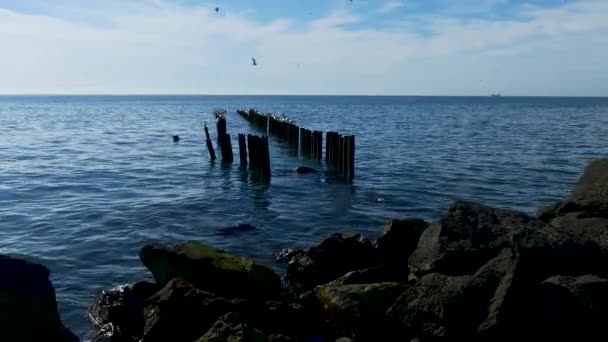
[491,93,501,97]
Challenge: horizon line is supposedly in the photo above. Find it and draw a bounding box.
[0,93,606,98]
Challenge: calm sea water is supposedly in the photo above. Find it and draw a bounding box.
[1,95,607,338]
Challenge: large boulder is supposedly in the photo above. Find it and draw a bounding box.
[89,282,159,339]
[140,241,281,299]
[376,219,428,272]
[195,312,265,342]
[408,201,538,276]
[0,255,77,342]
[388,248,519,340]
[557,159,608,216]
[329,266,406,286]
[316,282,406,339]
[142,278,232,342]
[286,234,378,291]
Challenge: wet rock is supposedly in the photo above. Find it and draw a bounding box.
[217,224,257,236]
[274,248,303,264]
[286,234,378,291]
[316,282,406,339]
[294,166,319,174]
[557,159,608,216]
[91,323,124,342]
[536,202,560,222]
[543,274,608,317]
[196,312,265,342]
[142,278,232,342]
[89,282,158,338]
[376,218,428,273]
[0,255,76,342]
[140,241,281,299]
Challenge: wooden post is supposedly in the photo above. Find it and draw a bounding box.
[238,134,247,167]
[348,135,355,181]
[204,124,216,161]
[261,136,271,181]
[325,132,330,163]
[247,134,257,170]
[317,131,323,160]
[221,134,234,163]
[217,117,227,146]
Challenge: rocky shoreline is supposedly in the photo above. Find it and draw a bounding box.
[2,159,607,341]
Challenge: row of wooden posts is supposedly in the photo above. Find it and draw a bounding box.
[236,108,356,181]
[203,112,271,181]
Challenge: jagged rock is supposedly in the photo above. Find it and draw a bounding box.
[376,218,428,266]
[536,202,560,222]
[89,282,158,339]
[408,202,539,277]
[274,248,302,264]
[140,241,281,299]
[286,234,378,290]
[268,333,292,342]
[142,278,232,342]
[196,312,265,342]
[329,266,405,286]
[316,282,406,339]
[91,323,124,342]
[557,159,608,216]
[389,248,519,340]
[0,255,77,342]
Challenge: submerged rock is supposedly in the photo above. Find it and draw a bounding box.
[142,278,233,342]
[0,255,77,342]
[140,241,281,299]
[286,233,378,291]
[294,166,319,174]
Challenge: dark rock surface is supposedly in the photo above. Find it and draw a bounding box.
[195,312,265,342]
[0,255,77,342]
[286,233,378,290]
[140,241,281,299]
[142,278,232,342]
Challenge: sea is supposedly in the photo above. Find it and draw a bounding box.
[1,95,607,338]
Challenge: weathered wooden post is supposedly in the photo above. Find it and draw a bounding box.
[217,117,227,146]
[317,131,323,160]
[238,134,247,167]
[348,135,355,181]
[247,134,257,171]
[261,136,271,181]
[204,123,216,161]
[221,134,234,163]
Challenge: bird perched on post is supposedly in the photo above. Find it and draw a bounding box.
[251,57,258,66]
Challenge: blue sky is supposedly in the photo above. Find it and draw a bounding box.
[0,0,606,95]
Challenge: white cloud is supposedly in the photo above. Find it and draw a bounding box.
[378,0,406,14]
[0,0,606,95]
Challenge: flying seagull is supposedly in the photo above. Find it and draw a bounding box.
[251,57,258,66]
[215,7,219,13]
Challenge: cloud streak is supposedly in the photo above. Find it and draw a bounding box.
[0,0,606,96]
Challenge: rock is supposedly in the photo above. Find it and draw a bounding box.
[376,218,428,271]
[0,255,76,342]
[142,278,232,342]
[274,248,302,264]
[536,202,560,222]
[268,333,292,342]
[543,274,608,317]
[286,234,378,291]
[316,282,406,339]
[335,338,354,342]
[329,266,405,286]
[217,224,257,236]
[196,312,265,342]
[557,159,608,216]
[140,241,281,299]
[89,282,158,338]
[389,248,518,340]
[294,166,319,174]
[91,323,124,342]
[409,201,539,277]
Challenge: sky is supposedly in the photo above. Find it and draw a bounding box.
[0,0,607,96]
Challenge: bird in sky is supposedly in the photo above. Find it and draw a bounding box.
[215,7,219,13]
[252,57,258,66]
